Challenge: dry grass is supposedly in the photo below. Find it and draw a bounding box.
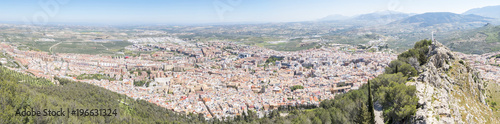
[485,81,500,119]
[448,60,497,123]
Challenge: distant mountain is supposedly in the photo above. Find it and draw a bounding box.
[391,12,491,27]
[463,5,500,19]
[319,10,412,25]
[352,10,412,23]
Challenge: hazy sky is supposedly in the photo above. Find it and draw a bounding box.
[1,0,500,25]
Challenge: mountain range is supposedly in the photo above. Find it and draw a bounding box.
[319,5,500,26]
[464,5,500,19]
[318,10,414,25]
[390,12,492,27]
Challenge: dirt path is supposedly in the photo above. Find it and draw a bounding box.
[49,42,63,53]
[374,102,384,124]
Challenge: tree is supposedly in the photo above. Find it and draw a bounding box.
[367,80,375,124]
[398,40,432,66]
[399,63,417,77]
[290,85,304,91]
[370,73,407,91]
[312,117,322,124]
[329,108,348,124]
[377,82,418,123]
[385,60,417,77]
[270,110,280,119]
[318,110,331,124]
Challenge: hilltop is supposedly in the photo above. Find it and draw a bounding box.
[408,42,497,123]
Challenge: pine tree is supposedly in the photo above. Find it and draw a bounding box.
[367,80,376,124]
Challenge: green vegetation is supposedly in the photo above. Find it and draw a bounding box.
[0,66,52,86]
[336,82,350,87]
[310,72,416,123]
[445,57,498,123]
[493,54,500,58]
[486,81,500,119]
[485,32,499,43]
[101,41,134,50]
[123,49,154,57]
[321,34,382,46]
[245,37,284,42]
[50,41,132,55]
[265,56,284,64]
[290,85,304,91]
[367,80,376,123]
[444,25,500,54]
[398,39,432,66]
[286,40,422,123]
[255,40,318,51]
[133,80,150,87]
[375,75,418,123]
[385,60,418,77]
[0,66,205,123]
[0,53,20,68]
[24,42,59,52]
[75,73,115,81]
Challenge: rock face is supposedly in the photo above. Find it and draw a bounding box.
[408,42,496,124]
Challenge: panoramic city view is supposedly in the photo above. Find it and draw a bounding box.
[1,0,500,123]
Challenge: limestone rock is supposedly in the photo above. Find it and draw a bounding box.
[409,42,496,123]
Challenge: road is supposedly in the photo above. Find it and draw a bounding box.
[49,42,63,54]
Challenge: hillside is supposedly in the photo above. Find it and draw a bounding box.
[444,24,500,54]
[391,12,491,27]
[463,5,500,19]
[0,67,204,123]
[408,42,497,123]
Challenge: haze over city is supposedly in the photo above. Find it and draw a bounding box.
[1,0,500,24]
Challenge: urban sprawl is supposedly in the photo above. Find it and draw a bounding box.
[1,32,499,120]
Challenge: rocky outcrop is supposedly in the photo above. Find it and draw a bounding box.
[408,42,496,124]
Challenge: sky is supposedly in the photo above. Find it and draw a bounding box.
[1,0,500,25]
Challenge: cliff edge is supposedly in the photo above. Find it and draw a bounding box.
[408,42,496,123]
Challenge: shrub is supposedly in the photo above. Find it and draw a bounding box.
[398,40,432,66]
[385,60,418,77]
[290,85,304,91]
